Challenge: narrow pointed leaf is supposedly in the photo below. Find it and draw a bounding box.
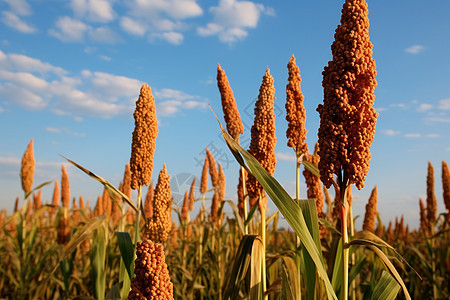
[213,114,337,299]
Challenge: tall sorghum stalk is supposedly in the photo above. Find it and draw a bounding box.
[247,68,277,299]
[198,153,209,300]
[317,0,378,298]
[285,55,308,294]
[426,161,437,299]
[442,161,450,223]
[130,83,159,244]
[216,63,247,234]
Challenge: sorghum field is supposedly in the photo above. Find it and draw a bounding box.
[1,0,449,299]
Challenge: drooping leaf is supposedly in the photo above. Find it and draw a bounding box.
[61,155,138,212]
[212,113,337,300]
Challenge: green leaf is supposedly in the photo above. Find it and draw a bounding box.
[91,223,107,300]
[298,199,322,300]
[225,200,245,236]
[116,232,135,280]
[302,161,320,178]
[280,255,301,300]
[61,155,138,212]
[367,245,410,300]
[222,235,263,300]
[371,271,401,300]
[213,115,337,300]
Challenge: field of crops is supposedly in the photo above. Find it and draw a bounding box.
[1,0,449,299]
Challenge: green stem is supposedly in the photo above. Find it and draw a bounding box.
[349,206,356,300]
[261,205,267,300]
[134,185,142,245]
[295,153,302,299]
[241,166,249,235]
[341,188,349,300]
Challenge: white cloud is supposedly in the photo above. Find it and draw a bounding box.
[438,98,450,110]
[426,134,439,138]
[120,17,147,36]
[99,55,111,61]
[48,17,90,42]
[120,0,202,44]
[198,0,273,43]
[405,45,425,54]
[0,51,206,118]
[389,103,408,109]
[425,117,450,123]
[154,88,195,100]
[1,11,36,33]
[127,0,203,20]
[382,129,400,136]
[71,0,116,22]
[46,127,86,137]
[276,152,296,162]
[0,51,66,75]
[152,31,184,45]
[417,103,433,112]
[3,0,32,16]
[0,107,4,113]
[88,26,121,43]
[404,133,421,138]
[154,88,207,116]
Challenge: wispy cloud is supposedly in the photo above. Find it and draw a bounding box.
[46,127,86,137]
[276,152,296,162]
[404,133,440,138]
[424,117,450,123]
[0,51,207,118]
[404,133,421,138]
[48,17,91,42]
[438,98,450,110]
[155,88,208,116]
[197,0,274,43]
[70,0,116,23]
[382,129,400,136]
[417,103,433,112]
[1,11,36,33]
[120,0,203,44]
[3,0,32,15]
[405,45,425,54]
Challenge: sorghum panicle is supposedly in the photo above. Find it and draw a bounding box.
[303,143,324,215]
[130,84,159,190]
[20,139,35,195]
[247,68,277,208]
[362,185,378,233]
[206,148,219,187]
[144,183,154,219]
[188,177,196,211]
[426,161,437,226]
[217,63,244,140]
[122,163,132,199]
[419,198,429,236]
[181,190,189,222]
[145,165,172,244]
[286,55,308,155]
[317,0,378,191]
[61,165,70,209]
[442,161,450,221]
[200,155,209,194]
[128,240,174,300]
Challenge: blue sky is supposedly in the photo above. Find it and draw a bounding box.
[0,0,449,230]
